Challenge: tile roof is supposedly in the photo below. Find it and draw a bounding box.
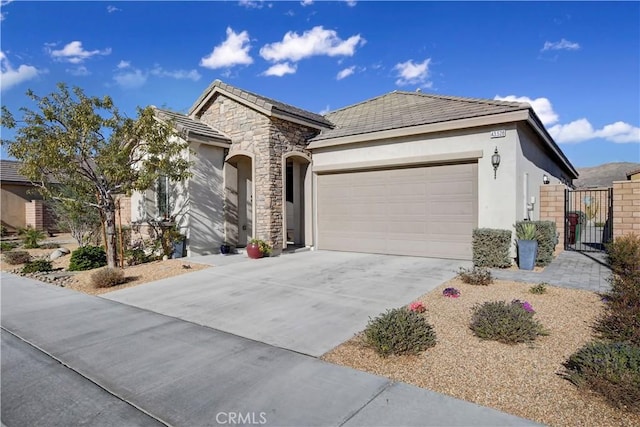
[311,91,531,141]
[155,108,230,142]
[190,80,334,129]
[1,160,31,183]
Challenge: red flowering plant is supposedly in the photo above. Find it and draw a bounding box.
[408,301,426,313]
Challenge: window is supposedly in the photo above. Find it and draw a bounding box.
[156,175,170,219]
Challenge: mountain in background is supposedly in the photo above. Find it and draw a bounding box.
[574,162,639,188]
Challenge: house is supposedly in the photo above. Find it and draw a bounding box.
[0,159,50,233]
[627,168,640,181]
[131,80,578,260]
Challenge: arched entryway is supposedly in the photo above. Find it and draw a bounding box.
[282,153,312,249]
[224,153,254,247]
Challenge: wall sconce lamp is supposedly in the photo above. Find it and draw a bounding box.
[491,147,500,179]
[543,174,550,185]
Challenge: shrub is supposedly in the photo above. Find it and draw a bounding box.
[0,241,18,252]
[2,250,31,265]
[68,245,107,271]
[250,238,272,256]
[125,247,149,266]
[91,267,125,288]
[529,283,548,295]
[19,226,45,249]
[470,300,547,344]
[0,224,7,237]
[472,228,512,268]
[457,266,493,286]
[21,259,53,274]
[594,273,640,345]
[364,308,436,357]
[562,341,640,412]
[607,234,640,276]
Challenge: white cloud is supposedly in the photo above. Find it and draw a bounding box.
[495,94,639,144]
[106,5,121,13]
[67,65,90,76]
[48,41,111,64]
[0,51,41,91]
[494,95,559,126]
[260,26,364,63]
[113,68,147,89]
[1,0,13,21]
[263,62,297,77]
[300,0,313,6]
[541,38,580,52]
[150,65,201,81]
[394,58,432,87]
[239,0,265,9]
[336,66,355,80]
[200,27,253,69]
[117,60,130,69]
[344,0,357,6]
[319,105,330,115]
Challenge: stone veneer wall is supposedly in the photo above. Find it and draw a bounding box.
[197,94,318,251]
[612,180,640,239]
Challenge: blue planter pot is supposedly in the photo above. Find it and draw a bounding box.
[517,240,538,270]
[172,240,185,259]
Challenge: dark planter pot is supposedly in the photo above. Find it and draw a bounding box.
[220,244,231,255]
[246,243,263,259]
[172,240,185,259]
[517,240,538,270]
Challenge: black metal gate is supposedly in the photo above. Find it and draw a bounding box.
[564,188,613,252]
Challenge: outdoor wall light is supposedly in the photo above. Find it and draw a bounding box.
[543,174,550,185]
[491,147,500,179]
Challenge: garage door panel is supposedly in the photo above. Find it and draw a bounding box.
[317,163,477,260]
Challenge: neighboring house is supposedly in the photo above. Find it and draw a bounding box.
[627,168,640,181]
[0,159,48,232]
[132,80,578,260]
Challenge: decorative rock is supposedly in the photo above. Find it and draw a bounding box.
[49,249,66,260]
[58,247,71,254]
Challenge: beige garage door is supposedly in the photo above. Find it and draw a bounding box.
[317,163,478,260]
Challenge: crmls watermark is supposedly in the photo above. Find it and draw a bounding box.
[216,412,267,425]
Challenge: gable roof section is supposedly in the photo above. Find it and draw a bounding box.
[189,80,334,130]
[311,91,530,142]
[155,108,231,144]
[0,159,31,184]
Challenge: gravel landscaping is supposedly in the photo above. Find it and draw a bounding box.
[322,278,640,427]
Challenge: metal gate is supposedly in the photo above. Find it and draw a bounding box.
[564,188,613,252]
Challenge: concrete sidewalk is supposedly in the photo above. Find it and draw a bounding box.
[1,274,537,427]
[491,250,612,292]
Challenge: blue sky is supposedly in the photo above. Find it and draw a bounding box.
[1,0,639,168]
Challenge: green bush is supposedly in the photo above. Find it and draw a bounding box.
[472,228,512,268]
[0,241,18,252]
[457,266,493,286]
[470,300,547,344]
[125,247,149,266]
[0,224,7,237]
[607,234,640,276]
[364,308,436,357]
[68,245,107,271]
[515,220,557,267]
[562,341,640,412]
[19,226,45,249]
[91,267,125,288]
[529,282,548,295]
[21,259,53,274]
[2,250,31,265]
[594,273,640,345]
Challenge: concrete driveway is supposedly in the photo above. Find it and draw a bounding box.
[104,251,469,356]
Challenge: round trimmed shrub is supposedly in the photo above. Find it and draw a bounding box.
[21,259,53,274]
[470,300,547,344]
[364,308,436,357]
[3,250,31,265]
[563,341,640,412]
[91,267,125,288]
[68,245,107,271]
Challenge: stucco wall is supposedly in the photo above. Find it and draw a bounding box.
[310,124,520,233]
[1,183,44,231]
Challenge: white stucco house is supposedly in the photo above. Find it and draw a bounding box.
[131,80,578,260]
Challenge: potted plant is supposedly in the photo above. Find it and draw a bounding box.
[246,238,271,259]
[516,222,538,270]
[220,242,231,255]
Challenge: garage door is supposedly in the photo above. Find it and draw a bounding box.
[316,163,477,260]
